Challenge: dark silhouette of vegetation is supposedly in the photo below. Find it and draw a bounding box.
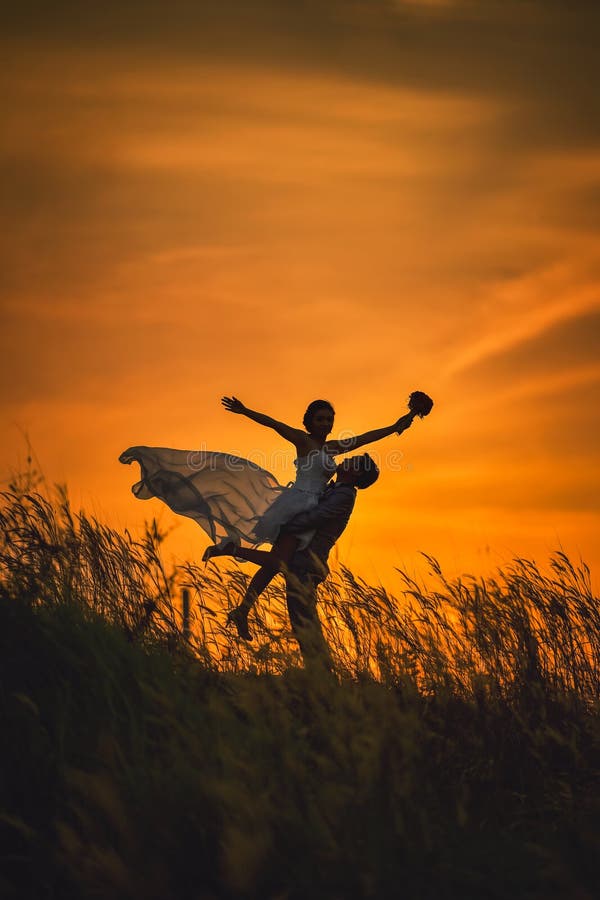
[1,482,599,899]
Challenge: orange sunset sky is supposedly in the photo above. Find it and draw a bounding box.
[1,0,599,593]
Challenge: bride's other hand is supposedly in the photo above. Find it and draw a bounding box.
[222,396,246,414]
[221,399,308,450]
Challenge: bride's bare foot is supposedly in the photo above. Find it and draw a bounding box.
[226,606,253,641]
[202,540,236,562]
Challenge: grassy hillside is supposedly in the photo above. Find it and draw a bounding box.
[1,484,599,899]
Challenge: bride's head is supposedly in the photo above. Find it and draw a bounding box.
[303,400,335,438]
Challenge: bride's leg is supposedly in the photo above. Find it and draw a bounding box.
[227,534,298,639]
[207,542,285,568]
[217,532,298,571]
[238,532,298,613]
[230,547,276,566]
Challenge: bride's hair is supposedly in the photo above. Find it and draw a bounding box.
[303,400,335,431]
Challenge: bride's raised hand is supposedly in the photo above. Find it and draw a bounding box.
[221,396,246,414]
[396,391,434,434]
[395,412,416,435]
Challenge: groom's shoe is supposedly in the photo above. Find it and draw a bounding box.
[227,606,253,641]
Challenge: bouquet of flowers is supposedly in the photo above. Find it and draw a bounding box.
[408,390,434,418]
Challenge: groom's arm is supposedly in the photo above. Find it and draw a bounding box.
[282,489,355,533]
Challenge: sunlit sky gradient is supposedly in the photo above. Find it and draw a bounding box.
[1,0,599,591]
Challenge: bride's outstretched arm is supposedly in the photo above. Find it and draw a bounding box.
[326,412,415,454]
[222,396,310,450]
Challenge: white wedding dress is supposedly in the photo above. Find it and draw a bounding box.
[119,445,337,549]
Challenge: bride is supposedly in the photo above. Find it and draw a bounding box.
[120,391,433,640]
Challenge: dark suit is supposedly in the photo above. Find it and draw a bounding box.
[282,482,357,670]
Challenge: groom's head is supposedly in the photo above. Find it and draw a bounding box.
[336,453,379,489]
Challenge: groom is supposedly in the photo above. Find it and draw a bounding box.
[280,453,380,671]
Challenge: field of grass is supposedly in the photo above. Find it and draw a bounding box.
[1,479,599,899]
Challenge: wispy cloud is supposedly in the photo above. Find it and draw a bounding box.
[445,255,600,378]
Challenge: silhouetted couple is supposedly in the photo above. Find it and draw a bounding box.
[120,392,432,669]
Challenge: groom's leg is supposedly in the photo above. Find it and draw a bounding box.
[285,572,333,673]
